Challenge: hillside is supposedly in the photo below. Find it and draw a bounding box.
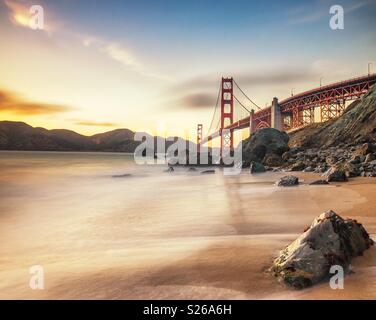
[0,121,195,152]
[289,84,376,148]
[0,121,95,151]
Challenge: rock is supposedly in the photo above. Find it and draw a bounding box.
[263,153,284,167]
[365,153,375,163]
[112,173,132,178]
[188,167,197,172]
[322,166,348,182]
[276,175,299,187]
[350,155,361,164]
[353,143,376,157]
[240,128,289,164]
[241,160,250,168]
[342,162,359,178]
[309,180,329,185]
[164,166,174,173]
[250,161,266,174]
[282,151,291,161]
[303,166,314,172]
[272,210,373,289]
[314,164,328,173]
[363,171,376,177]
[201,169,215,174]
[326,156,338,166]
[290,161,306,171]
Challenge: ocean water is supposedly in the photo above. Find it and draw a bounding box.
[0,151,375,299]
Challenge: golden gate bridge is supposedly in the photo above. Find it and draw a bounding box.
[197,73,376,154]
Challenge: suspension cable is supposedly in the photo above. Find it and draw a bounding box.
[206,82,222,137]
[233,94,251,113]
[233,79,262,110]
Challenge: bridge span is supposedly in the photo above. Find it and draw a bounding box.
[199,74,376,150]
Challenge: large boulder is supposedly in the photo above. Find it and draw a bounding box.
[272,211,373,289]
[239,128,289,165]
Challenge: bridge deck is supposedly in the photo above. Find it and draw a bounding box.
[201,73,376,144]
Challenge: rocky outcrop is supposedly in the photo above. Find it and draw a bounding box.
[250,161,266,174]
[289,84,376,148]
[240,128,289,167]
[276,175,299,187]
[272,211,373,289]
[280,142,376,179]
[282,85,376,178]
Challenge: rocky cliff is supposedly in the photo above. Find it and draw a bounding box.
[289,84,376,148]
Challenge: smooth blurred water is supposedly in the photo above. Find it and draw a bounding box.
[0,151,374,299]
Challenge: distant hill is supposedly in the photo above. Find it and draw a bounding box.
[0,121,196,152]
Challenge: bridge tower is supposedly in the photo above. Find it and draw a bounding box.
[220,77,234,154]
[196,124,202,152]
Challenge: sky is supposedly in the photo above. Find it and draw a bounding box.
[0,0,375,141]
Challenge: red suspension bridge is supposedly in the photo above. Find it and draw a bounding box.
[197,73,376,152]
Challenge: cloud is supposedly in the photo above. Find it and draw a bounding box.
[0,89,72,115]
[236,69,318,86]
[170,68,319,96]
[75,120,118,127]
[3,1,168,81]
[81,36,172,81]
[167,62,345,110]
[177,92,217,109]
[103,42,143,70]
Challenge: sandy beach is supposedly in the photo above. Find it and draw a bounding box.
[0,151,375,299]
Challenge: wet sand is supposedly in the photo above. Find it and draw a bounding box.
[0,152,375,299]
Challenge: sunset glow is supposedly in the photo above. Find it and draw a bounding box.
[0,0,375,138]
